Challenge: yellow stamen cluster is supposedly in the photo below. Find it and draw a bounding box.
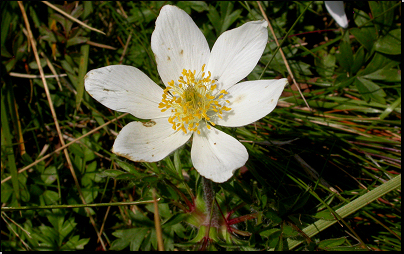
[158,64,231,134]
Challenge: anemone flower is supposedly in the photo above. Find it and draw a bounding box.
[84,5,287,183]
[325,1,348,29]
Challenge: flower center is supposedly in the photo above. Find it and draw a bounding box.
[158,64,231,134]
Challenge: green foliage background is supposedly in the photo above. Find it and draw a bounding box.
[1,1,401,251]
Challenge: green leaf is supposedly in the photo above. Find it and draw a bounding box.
[130,228,149,251]
[318,237,346,249]
[336,38,353,73]
[162,213,189,228]
[315,49,336,77]
[354,77,386,104]
[145,202,171,218]
[312,209,335,220]
[260,228,281,238]
[116,160,146,177]
[115,173,140,181]
[369,1,395,35]
[374,29,401,55]
[361,52,399,75]
[265,209,283,225]
[110,227,149,251]
[97,169,125,178]
[362,66,401,82]
[177,1,209,13]
[1,86,20,204]
[41,166,58,185]
[353,9,371,27]
[43,190,60,205]
[129,209,154,227]
[76,43,89,110]
[28,58,47,69]
[66,36,88,48]
[81,188,98,204]
[350,27,377,51]
[351,46,365,74]
[379,97,401,120]
[1,182,13,203]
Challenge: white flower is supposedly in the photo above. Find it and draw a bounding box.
[84,5,287,183]
[325,1,348,29]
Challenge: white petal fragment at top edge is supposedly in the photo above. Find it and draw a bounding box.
[325,1,348,29]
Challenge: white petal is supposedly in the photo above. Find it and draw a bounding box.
[206,20,268,91]
[112,118,191,162]
[191,124,248,183]
[325,1,348,29]
[151,5,210,87]
[85,65,169,119]
[215,79,287,127]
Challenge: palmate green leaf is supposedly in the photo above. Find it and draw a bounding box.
[110,227,149,251]
[60,235,90,250]
[130,228,149,251]
[374,29,401,55]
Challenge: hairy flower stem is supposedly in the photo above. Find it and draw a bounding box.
[202,177,218,228]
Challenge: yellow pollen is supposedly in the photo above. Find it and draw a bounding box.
[159,64,231,134]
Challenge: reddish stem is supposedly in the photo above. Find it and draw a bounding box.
[164,180,194,212]
[227,213,259,226]
[225,202,246,221]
